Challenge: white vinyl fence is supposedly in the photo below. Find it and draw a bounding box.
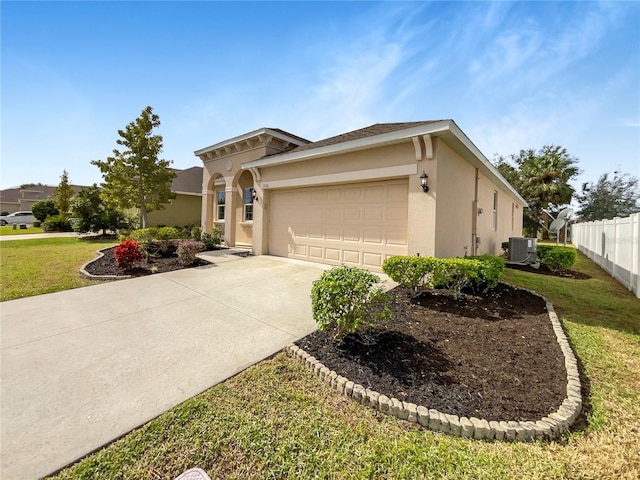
[571,213,640,299]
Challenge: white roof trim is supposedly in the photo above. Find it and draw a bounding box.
[194,128,308,156]
[174,191,202,197]
[242,120,452,169]
[241,119,527,206]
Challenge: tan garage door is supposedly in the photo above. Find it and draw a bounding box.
[269,179,408,271]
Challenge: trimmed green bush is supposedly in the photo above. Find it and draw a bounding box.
[127,228,158,246]
[537,245,577,272]
[311,265,391,340]
[430,258,483,299]
[382,256,436,292]
[467,255,505,291]
[383,255,505,298]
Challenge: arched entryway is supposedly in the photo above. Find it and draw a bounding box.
[233,169,255,247]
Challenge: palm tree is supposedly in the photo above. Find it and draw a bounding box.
[496,145,580,237]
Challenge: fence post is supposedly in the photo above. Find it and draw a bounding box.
[629,213,640,298]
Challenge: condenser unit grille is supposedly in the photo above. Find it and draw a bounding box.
[509,237,537,264]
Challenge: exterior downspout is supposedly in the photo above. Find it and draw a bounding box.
[472,168,479,256]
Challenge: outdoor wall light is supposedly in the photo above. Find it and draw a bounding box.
[420,171,429,193]
[251,188,258,201]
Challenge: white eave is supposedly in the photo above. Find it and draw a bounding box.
[241,120,527,207]
[194,128,309,157]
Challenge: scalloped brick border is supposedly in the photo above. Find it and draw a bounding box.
[79,247,132,281]
[285,291,582,442]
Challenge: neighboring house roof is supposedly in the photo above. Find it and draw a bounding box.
[0,184,85,205]
[171,166,203,195]
[242,120,528,207]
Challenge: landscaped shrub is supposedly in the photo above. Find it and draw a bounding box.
[537,245,577,272]
[176,239,205,265]
[384,255,505,298]
[382,256,436,292]
[311,266,391,341]
[42,214,73,232]
[430,258,483,299]
[201,227,222,250]
[156,226,182,254]
[467,255,505,291]
[127,228,158,247]
[190,226,202,240]
[114,239,142,270]
[32,199,59,222]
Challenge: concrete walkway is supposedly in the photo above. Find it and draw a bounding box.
[0,254,330,479]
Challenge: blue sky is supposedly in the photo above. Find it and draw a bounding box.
[2,1,639,192]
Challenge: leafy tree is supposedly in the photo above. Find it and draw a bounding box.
[54,170,75,213]
[91,106,176,229]
[495,145,580,237]
[72,184,131,235]
[31,199,59,221]
[576,171,640,221]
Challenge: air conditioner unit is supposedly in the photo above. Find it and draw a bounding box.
[508,237,537,265]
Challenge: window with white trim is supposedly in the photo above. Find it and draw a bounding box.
[243,188,253,222]
[492,191,498,231]
[216,190,225,221]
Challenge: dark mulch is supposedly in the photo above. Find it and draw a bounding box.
[84,246,211,277]
[507,263,591,280]
[296,284,567,422]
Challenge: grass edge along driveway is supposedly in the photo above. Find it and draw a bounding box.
[44,251,640,480]
[0,237,116,301]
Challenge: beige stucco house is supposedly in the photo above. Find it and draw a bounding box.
[147,167,203,227]
[195,120,526,271]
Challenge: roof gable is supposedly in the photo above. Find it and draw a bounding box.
[286,121,443,154]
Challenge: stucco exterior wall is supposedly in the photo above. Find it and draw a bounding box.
[475,172,524,255]
[147,194,202,228]
[433,139,476,258]
[257,142,437,257]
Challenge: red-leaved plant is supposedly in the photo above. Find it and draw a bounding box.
[114,239,142,270]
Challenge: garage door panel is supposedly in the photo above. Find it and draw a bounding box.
[343,228,360,242]
[343,250,361,265]
[363,253,383,268]
[363,228,383,244]
[269,180,408,271]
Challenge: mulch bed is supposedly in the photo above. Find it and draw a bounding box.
[84,246,211,277]
[296,284,567,422]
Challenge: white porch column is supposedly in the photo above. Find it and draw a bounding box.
[201,190,214,234]
[224,185,236,247]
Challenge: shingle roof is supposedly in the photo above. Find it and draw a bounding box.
[171,167,203,194]
[0,185,85,203]
[268,128,311,146]
[286,121,443,154]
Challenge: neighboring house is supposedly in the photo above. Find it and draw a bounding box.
[195,120,527,271]
[0,184,84,214]
[146,167,203,228]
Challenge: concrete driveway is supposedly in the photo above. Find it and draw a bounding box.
[1,254,330,479]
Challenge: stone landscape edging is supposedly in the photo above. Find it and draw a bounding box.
[286,292,582,442]
[79,247,132,281]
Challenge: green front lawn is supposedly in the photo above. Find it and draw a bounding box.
[0,225,45,235]
[0,237,117,301]
[49,252,640,479]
